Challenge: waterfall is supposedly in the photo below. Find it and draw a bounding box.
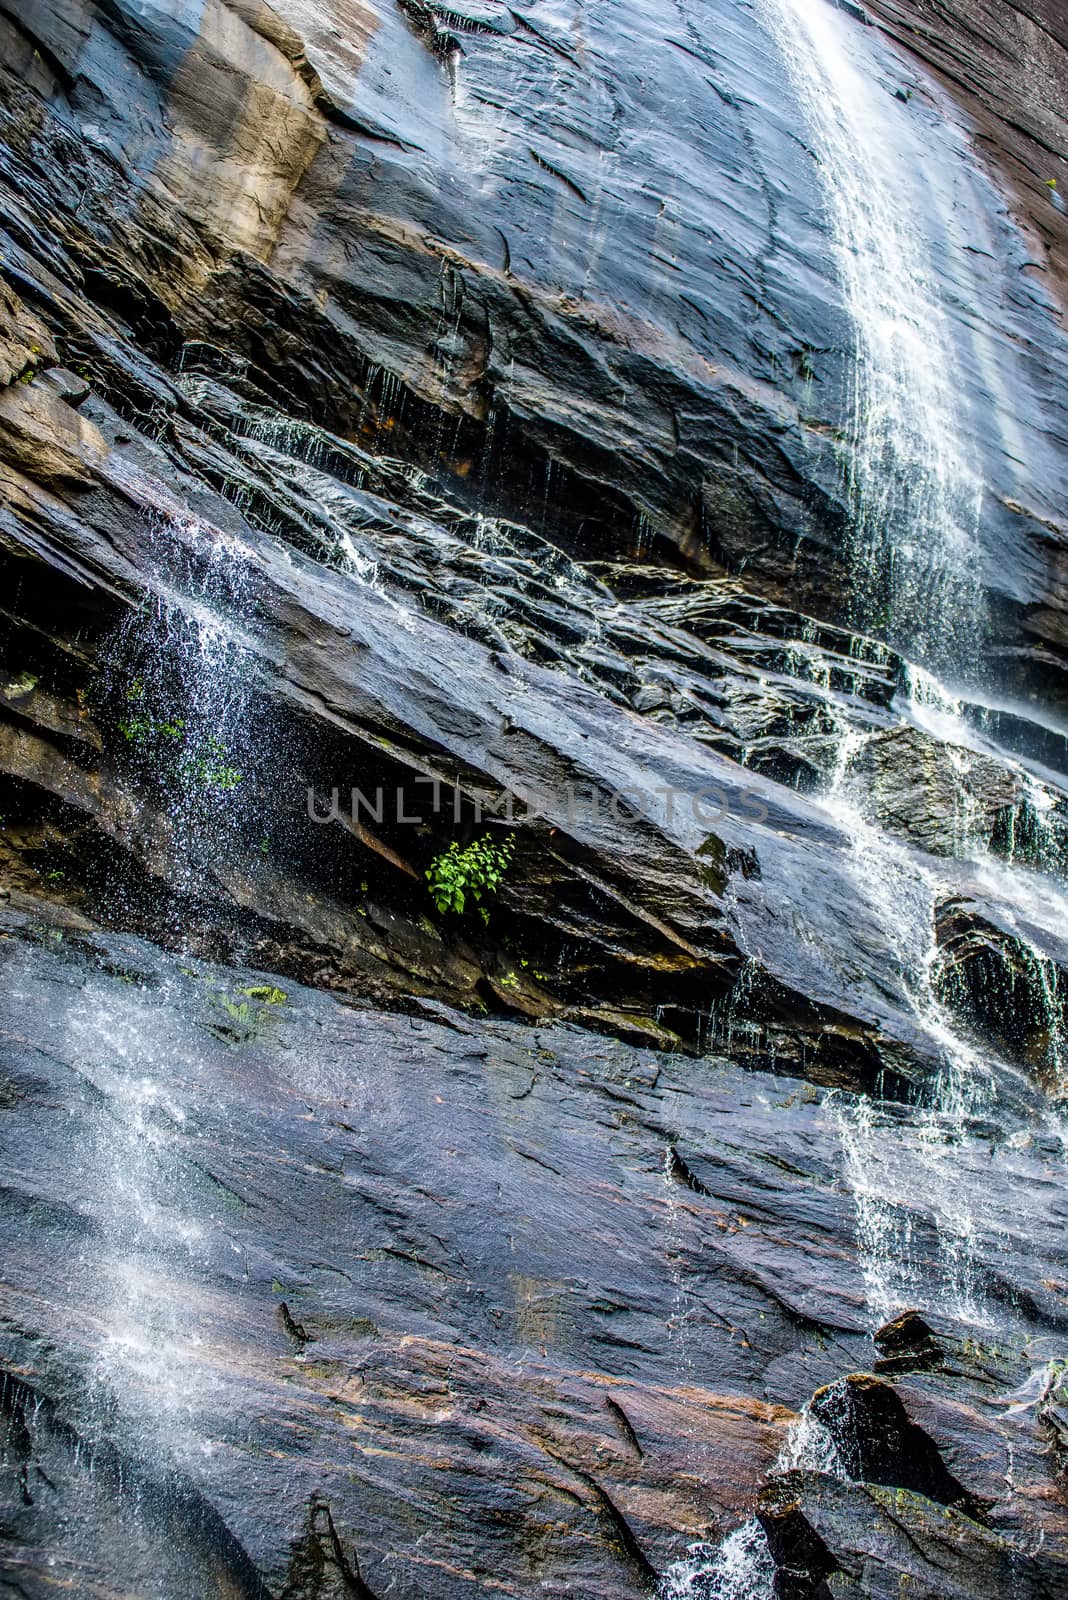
[762,0,986,677]
[757,0,1064,1318]
[22,516,274,1569]
[660,1522,775,1599]
[67,978,222,1467]
[100,509,267,938]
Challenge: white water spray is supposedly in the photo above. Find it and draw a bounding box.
[659,1404,843,1598]
[762,0,986,673]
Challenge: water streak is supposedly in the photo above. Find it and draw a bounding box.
[762,0,986,673]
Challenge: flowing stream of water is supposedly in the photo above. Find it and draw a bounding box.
[761,0,987,675]
[758,0,1068,1324]
[56,513,267,1517]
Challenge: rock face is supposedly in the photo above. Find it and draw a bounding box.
[0,0,1066,1596]
[866,0,1068,291]
[2,0,1068,704]
[1,915,1066,1598]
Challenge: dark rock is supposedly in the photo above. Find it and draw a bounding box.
[0,0,1066,1594]
[873,1309,947,1374]
[846,726,1021,857]
[933,895,1068,1089]
[0,913,1064,1594]
[808,1374,987,1518]
[759,1472,1063,1600]
[758,1480,839,1599]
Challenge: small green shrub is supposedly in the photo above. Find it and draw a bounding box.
[208,985,285,1044]
[180,735,243,791]
[117,681,186,745]
[426,832,515,922]
[118,711,186,743]
[113,681,242,791]
[243,984,287,1005]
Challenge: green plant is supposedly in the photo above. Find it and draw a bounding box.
[4,672,38,698]
[207,981,288,1045]
[113,681,242,791]
[117,681,186,745]
[426,831,515,921]
[243,984,287,1005]
[180,736,243,791]
[120,712,187,743]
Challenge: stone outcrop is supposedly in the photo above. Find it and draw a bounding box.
[847,726,1022,857]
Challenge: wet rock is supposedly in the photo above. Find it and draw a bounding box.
[872,1309,947,1374]
[757,1482,839,1598]
[0,277,56,387]
[0,359,980,1090]
[867,0,1068,296]
[809,1374,987,1517]
[0,0,1066,1594]
[847,726,1021,857]
[282,1498,380,1600]
[0,915,1064,1595]
[1,0,1067,707]
[759,1472,1062,1600]
[933,895,1068,1089]
[0,1368,274,1600]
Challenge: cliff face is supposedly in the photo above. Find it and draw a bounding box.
[0,0,1066,1596]
[3,0,1068,696]
[866,0,1068,290]
[1,919,1066,1598]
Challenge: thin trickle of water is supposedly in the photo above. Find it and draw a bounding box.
[661,1146,700,1364]
[761,0,986,673]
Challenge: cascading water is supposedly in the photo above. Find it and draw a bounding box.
[99,509,267,936]
[660,1407,844,1597]
[758,0,1064,1315]
[69,980,221,1469]
[30,513,276,1583]
[761,0,987,675]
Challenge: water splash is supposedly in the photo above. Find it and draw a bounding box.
[778,1404,845,1475]
[659,1403,843,1596]
[660,1521,775,1600]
